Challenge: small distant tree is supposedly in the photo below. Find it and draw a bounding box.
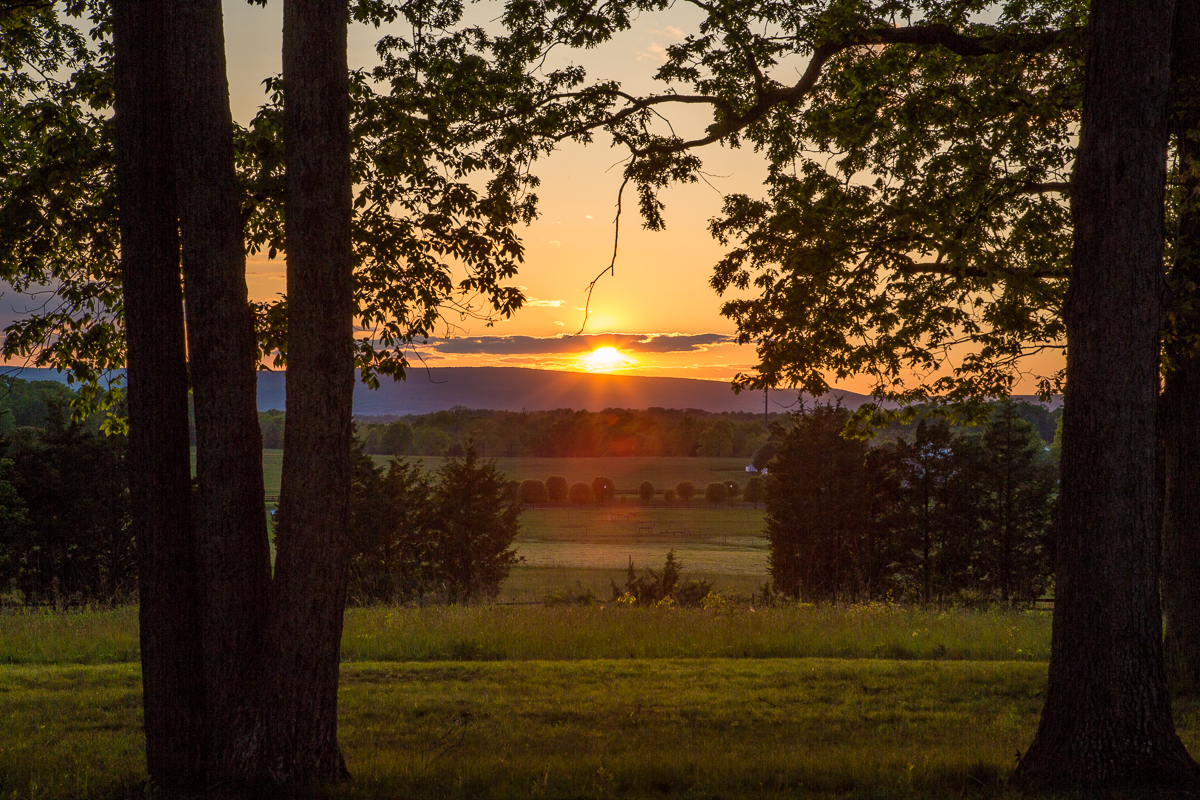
[724,480,741,499]
[705,482,729,504]
[663,489,676,503]
[433,447,522,603]
[744,476,765,506]
[638,481,654,502]
[546,476,569,504]
[518,479,549,505]
[676,481,695,502]
[569,481,595,505]
[502,480,521,506]
[592,476,615,503]
[380,421,413,456]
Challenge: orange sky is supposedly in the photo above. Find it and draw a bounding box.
[0,2,1064,395]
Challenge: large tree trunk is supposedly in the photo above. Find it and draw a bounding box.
[1162,0,1200,697]
[112,0,205,787]
[165,0,272,782]
[260,0,356,783]
[1014,0,1200,787]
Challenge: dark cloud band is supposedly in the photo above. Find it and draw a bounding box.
[424,333,735,355]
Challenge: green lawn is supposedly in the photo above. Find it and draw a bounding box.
[3,605,1196,798]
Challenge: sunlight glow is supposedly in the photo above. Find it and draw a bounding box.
[580,346,635,372]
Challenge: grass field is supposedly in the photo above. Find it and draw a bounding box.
[253,451,757,499]
[251,450,771,600]
[1,605,1198,799]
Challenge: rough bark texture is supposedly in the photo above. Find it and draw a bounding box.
[1162,0,1200,697]
[262,0,355,783]
[1014,0,1200,787]
[165,0,272,782]
[112,0,205,786]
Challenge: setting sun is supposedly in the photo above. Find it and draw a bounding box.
[580,346,635,372]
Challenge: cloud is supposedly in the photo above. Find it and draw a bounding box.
[525,298,564,308]
[424,332,736,355]
[638,42,669,62]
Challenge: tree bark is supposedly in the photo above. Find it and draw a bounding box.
[260,0,355,783]
[1014,0,1200,787]
[111,0,205,787]
[1162,0,1200,697]
[165,0,272,782]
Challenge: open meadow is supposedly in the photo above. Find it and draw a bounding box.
[5,603,1197,799]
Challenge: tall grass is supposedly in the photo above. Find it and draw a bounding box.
[340,604,1052,663]
[0,604,1051,665]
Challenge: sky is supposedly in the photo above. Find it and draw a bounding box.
[220,0,784,384]
[0,0,1064,394]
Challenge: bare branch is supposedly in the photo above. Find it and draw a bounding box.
[574,168,632,334]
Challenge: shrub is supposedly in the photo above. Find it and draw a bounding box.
[638,481,655,502]
[744,476,765,504]
[705,482,729,504]
[518,479,549,505]
[609,551,712,607]
[502,480,521,505]
[546,476,569,504]
[592,476,615,502]
[569,482,595,505]
[724,480,741,499]
[676,481,695,501]
[663,489,676,503]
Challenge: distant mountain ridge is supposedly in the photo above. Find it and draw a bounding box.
[6,365,1059,414]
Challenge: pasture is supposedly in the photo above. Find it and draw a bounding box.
[257,451,757,500]
[2,605,1197,799]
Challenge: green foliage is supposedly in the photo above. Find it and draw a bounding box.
[434,447,523,603]
[675,480,695,501]
[380,420,414,456]
[518,479,548,505]
[638,480,654,502]
[704,482,729,504]
[568,481,594,505]
[744,476,765,505]
[0,409,133,607]
[767,404,1055,604]
[0,377,79,433]
[766,406,871,602]
[723,479,740,498]
[258,408,285,449]
[697,420,735,457]
[545,475,568,504]
[610,551,712,607]
[590,476,615,502]
[350,444,522,604]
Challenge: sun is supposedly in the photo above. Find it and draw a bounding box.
[581,346,635,372]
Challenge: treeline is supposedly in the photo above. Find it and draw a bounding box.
[350,407,774,458]
[766,403,1057,606]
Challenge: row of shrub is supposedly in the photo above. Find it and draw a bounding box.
[509,476,766,506]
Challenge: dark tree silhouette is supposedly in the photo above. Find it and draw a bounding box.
[1013,0,1200,784]
[111,0,204,784]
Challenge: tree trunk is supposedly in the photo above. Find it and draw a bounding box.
[1014,0,1200,787]
[112,0,205,787]
[165,0,273,782]
[260,0,356,783]
[1162,0,1200,697]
